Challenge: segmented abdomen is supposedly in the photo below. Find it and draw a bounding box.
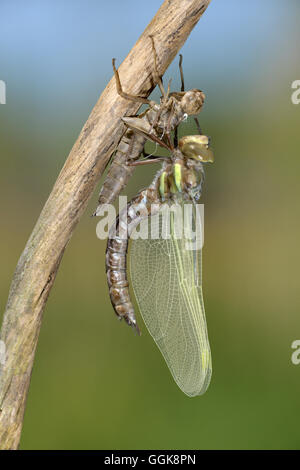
[106,187,161,334]
[96,129,146,209]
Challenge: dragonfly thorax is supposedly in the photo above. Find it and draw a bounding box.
[181,89,205,115]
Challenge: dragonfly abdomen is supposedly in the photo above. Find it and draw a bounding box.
[95,103,187,213]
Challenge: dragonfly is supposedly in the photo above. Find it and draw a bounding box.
[105,122,214,397]
[93,36,205,216]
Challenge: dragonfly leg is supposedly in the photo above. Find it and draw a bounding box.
[112,58,151,105]
[142,149,166,160]
[148,78,172,139]
[127,146,167,168]
[159,171,168,200]
[192,168,205,201]
[127,157,165,167]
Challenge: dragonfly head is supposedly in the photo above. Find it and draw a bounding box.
[180,89,205,115]
[179,135,214,163]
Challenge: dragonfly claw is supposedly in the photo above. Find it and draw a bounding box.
[125,315,141,336]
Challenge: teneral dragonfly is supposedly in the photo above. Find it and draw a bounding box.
[105,123,214,396]
[93,36,205,216]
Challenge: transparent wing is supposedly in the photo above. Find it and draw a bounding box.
[130,203,212,397]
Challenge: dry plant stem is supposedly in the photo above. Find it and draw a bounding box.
[0,0,212,449]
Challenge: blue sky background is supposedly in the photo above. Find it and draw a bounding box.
[0,0,299,112]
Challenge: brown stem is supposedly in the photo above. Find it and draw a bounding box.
[0,0,212,449]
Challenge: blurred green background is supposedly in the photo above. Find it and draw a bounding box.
[1,0,300,450]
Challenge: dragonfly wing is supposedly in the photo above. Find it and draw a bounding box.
[130,204,212,397]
